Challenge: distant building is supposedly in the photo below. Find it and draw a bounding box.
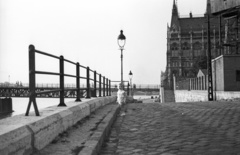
[164,0,222,89]
[212,55,240,91]
[210,0,240,55]
[210,0,240,91]
[211,0,240,14]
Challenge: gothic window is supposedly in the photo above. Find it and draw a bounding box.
[183,70,189,77]
[193,42,202,56]
[183,62,190,67]
[172,62,178,67]
[211,42,215,49]
[172,70,178,76]
[193,42,202,50]
[171,42,179,50]
[182,42,190,50]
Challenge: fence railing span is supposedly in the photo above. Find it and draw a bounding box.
[176,75,208,91]
[0,83,160,90]
[26,45,111,116]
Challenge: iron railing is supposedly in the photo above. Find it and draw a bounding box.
[26,45,111,116]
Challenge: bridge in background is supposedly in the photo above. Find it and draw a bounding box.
[0,83,160,98]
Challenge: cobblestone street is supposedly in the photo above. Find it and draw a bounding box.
[99,101,240,155]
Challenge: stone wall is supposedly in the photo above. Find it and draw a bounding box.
[175,90,240,102]
[0,96,117,155]
[175,90,208,102]
[216,91,240,100]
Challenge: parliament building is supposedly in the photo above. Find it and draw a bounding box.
[164,0,226,89]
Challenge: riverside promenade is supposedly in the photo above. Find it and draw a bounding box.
[99,100,240,155]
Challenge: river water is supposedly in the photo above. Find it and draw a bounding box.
[1,95,156,118]
[6,98,75,117]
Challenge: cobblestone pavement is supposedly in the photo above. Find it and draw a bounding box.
[99,101,240,155]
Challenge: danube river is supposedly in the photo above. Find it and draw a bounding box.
[8,98,75,117]
[1,95,156,119]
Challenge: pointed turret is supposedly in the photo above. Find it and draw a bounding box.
[171,0,180,30]
[205,0,211,15]
[172,0,179,17]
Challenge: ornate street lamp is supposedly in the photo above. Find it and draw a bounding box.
[117,30,126,87]
[129,70,133,96]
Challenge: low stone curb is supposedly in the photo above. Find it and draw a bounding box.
[0,96,117,155]
[78,103,120,155]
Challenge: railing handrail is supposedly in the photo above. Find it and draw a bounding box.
[0,83,160,90]
[26,45,112,116]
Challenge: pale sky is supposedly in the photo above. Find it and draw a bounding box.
[0,0,207,85]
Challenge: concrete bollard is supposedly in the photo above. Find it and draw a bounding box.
[0,98,13,114]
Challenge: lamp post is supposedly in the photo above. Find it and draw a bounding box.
[129,70,133,96]
[117,30,126,87]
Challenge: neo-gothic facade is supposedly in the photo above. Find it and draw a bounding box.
[164,0,221,89]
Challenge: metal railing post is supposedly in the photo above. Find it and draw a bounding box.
[109,80,111,96]
[26,45,40,116]
[86,67,91,98]
[99,74,102,97]
[106,78,108,96]
[103,76,105,97]
[58,55,66,106]
[92,71,97,97]
[76,62,81,101]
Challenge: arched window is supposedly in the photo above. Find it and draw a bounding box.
[182,42,190,50]
[211,42,214,49]
[171,42,179,57]
[193,42,202,50]
[172,70,178,76]
[183,70,189,77]
[171,42,179,50]
[181,42,190,56]
[193,42,202,56]
[172,61,179,67]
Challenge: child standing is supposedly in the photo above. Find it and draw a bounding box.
[117,83,126,115]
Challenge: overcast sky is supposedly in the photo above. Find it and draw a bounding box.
[0,0,207,85]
